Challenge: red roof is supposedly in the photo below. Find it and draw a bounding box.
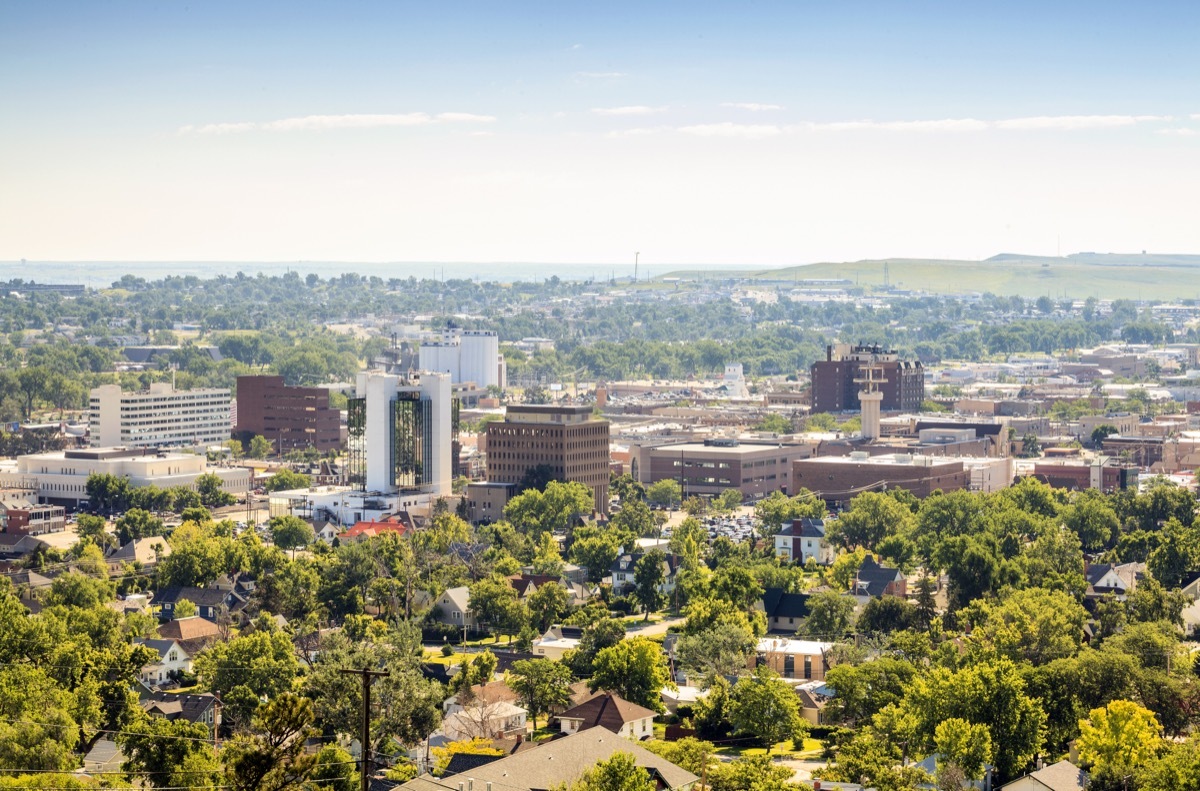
[339,520,411,541]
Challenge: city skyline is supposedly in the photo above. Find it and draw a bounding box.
[3,1,1198,267]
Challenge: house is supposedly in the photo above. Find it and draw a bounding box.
[850,556,906,603]
[155,586,231,622]
[531,624,584,661]
[660,685,708,716]
[555,691,657,740]
[1000,759,1087,791]
[1084,563,1127,599]
[338,515,413,543]
[156,614,221,655]
[444,680,519,715]
[608,552,682,596]
[912,753,993,790]
[138,685,220,731]
[430,586,479,633]
[394,727,698,791]
[509,574,596,607]
[316,523,341,543]
[106,537,171,574]
[775,518,835,565]
[753,637,833,682]
[758,587,811,633]
[441,700,528,741]
[136,638,193,686]
[794,680,833,726]
[0,533,49,563]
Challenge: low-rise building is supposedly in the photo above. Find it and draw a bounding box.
[555,691,657,740]
[753,637,833,682]
[758,588,812,633]
[106,537,171,574]
[532,624,583,660]
[632,438,816,501]
[136,638,192,686]
[0,498,66,536]
[851,556,907,602]
[774,518,835,565]
[464,481,517,524]
[609,552,681,596]
[430,586,478,634]
[793,452,969,506]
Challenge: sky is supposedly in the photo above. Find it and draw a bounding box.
[2,1,1199,269]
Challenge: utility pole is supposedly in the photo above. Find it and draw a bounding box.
[340,667,390,791]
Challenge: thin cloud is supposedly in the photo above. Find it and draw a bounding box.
[591,105,666,116]
[806,118,987,132]
[575,71,628,79]
[721,102,782,111]
[995,114,1168,130]
[1158,128,1197,136]
[679,122,784,139]
[180,112,494,135]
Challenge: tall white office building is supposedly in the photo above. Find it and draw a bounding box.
[88,383,231,449]
[419,329,503,388]
[347,371,453,496]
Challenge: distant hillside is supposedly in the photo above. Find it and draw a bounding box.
[658,253,1200,300]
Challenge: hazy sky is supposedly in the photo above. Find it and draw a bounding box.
[2,1,1198,267]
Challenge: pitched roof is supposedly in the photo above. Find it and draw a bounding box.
[780,517,826,538]
[339,519,411,541]
[854,556,902,597]
[397,726,697,791]
[109,537,171,565]
[555,691,657,732]
[138,688,218,724]
[156,586,229,608]
[136,638,185,662]
[157,616,220,642]
[1003,759,1088,791]
[761,588,811,620]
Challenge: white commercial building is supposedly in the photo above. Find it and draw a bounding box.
[89,383,231,449]
[348,371,453,497]
[419,329,505,389]
[0,447,250,507]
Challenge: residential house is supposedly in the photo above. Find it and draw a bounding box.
[0,533,49,564]
[660,685,708,716]
[609,552,682,596]
[775,518,835,565]
[441,700,528,741]
[795,682,832,726]
[138,685,220,732]
[531,624,583,661]
[338,514,413,544]
[136,638,192,686]
[1000,759,1087,791]
[106,537,171,575]
[554,691,657,740]
[509,573,595,607]
[1084,563,1127,600]
[393,727,698,791]
[430,586,478,634]
[850,556,907,604]
[758,588,811,633]
[156,615,221,655]
[912,753,993,790]
[155,586,231,622]
[753,637,833,682]
[443,680,519,715]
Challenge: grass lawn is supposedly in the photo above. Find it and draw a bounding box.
[714,737,823,760]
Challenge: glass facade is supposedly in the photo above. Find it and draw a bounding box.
[391,393,431,491]
[347,397,367,490]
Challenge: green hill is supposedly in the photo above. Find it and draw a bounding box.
[659,253,1200,300]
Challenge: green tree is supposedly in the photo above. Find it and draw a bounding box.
[934,718,993,781]
[469,576,528,642]
[728,667,806,754]
[510,658,574,730]
[558,751,654,791]
[642,737,716,779]
[823,657,916,727]
[646,479,682,509]
[802,590,856,638]
[833,492,916,551]
[222,693,318,791]
[195,630,298,700]
[1139,737,1200,791]
[263,468,312,493]
[195,472,236,508]
[117,713,220,790]
[570,531,622,582]
[857,595,918,635]
[309,744,355,791]
[674,621,755,682]
[1078,699,1163,774]
[961,587,1088,665]
[225,438,245,459]
[505,480,595,537]
[115,508,165,546]
[268,515,315,559]
[76,513,114,549]
[633,549,667,619]
[589,636,674,712]
[248,434,273,459]
[527,581,572,632]
[174,598,198,618]
[754,490,824,537]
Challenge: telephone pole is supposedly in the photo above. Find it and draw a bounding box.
[340,667,390,791]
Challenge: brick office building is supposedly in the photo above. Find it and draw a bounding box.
[810,343,924,414]
[235,376,341,453]
[792,452,968,506]
[485,405,610,514]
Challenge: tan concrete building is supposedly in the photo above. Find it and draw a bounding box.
[485,405,609,513]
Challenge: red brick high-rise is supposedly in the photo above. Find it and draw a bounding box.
[235,376,342,453]
[810,343,924,414]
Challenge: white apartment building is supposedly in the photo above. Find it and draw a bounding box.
[0,447,250,507]
[419,329,505,389]
[89,383,231,449]
[348,371,453,496]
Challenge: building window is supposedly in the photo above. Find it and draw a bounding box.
[784,655,794,678]
[804,655,812,679]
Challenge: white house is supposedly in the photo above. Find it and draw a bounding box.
[774,518,835,565]
[431,586,478,633]
[441,700,527,741]
[532,624,584,661]
[136,639,192,685]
